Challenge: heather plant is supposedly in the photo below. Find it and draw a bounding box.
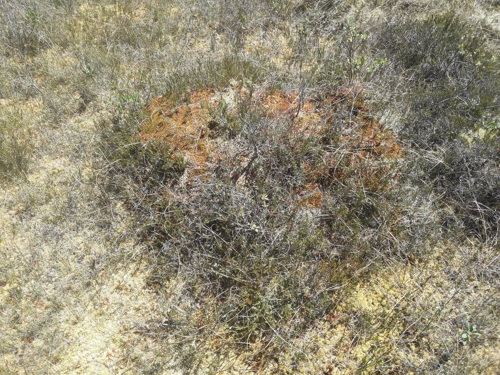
[0,106,34,181]
[429,137,499,241]
[1,3,49,57]
[375,11,499,147]
[105,73,425,369]
[372,9,499,242]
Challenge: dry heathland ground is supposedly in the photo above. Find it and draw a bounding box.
[1,1,499,374]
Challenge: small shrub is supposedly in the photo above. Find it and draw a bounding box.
[161,56,265,101]
[100,104,186,197]
[1,2,52,56]
[372,9,499,244]
[0,107,33,181]
[429,137,499,241]
[375,12,499,148]
[108,79,412,369]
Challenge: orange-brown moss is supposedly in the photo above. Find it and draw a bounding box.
[140,84,402,201]
[140,89,219,179]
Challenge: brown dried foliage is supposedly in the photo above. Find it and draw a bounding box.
[140,85,403,207]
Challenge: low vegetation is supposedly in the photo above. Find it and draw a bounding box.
[1,0,498,373]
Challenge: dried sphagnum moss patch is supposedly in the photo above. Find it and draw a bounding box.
[140,84,403,205]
